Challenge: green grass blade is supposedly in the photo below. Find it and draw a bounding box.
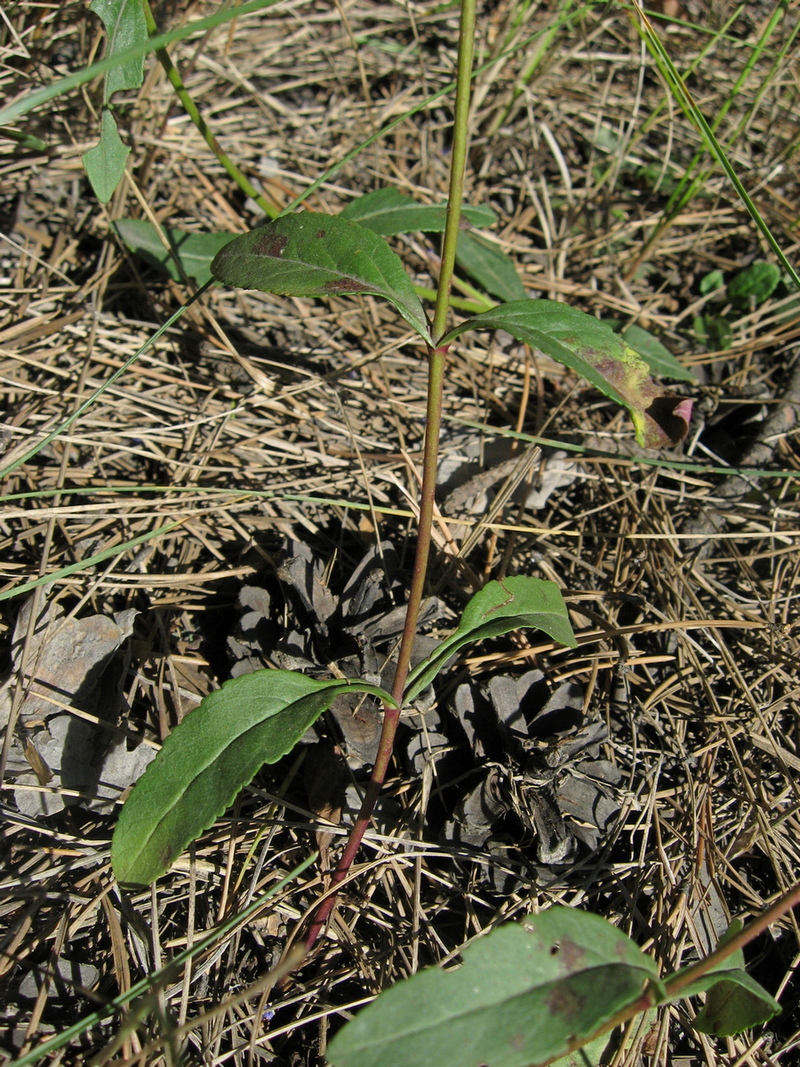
[631,1,800,290]
[0,284,210,481]
[0,521,183,603]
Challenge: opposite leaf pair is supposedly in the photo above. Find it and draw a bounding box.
[111,576,576,886]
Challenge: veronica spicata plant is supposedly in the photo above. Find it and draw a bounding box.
[109,6,692,894]
[91,0,790,1063]
[0,0,792,1063]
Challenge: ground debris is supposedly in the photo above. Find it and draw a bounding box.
[1,597,152,816]
[447,670,621,882]
[227,536,449,768]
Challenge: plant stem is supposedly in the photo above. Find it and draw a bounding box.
[304,0,477,950]
[430,2,476,345]
[388,0,476,696]
[142,0,279,218]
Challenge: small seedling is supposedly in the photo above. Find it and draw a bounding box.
[110,111,693,890]
[694,260,783,349]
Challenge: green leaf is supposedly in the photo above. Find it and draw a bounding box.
[441,301,693,449]
[340,187,496,235]
[693,313,733,350]
[548,1033,611,1067]
[111,670,396,886]
[404,577,576,702]
[82,110,130,204]
[590,124,619,154]
[455,230,527,302]
[115,220,239,284]
[341,189,520,303]
[211,213,431,342]
[327,907,658,1067]
[82,0,146,202]
[699,269,725,296]
[89,0,147,100]
[691,971,781,1037]
[617,323,696,382]
[669,923,781,1038]
[727,260,780,309]
[549,1010,658,1067]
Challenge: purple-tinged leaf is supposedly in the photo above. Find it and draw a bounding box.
[211,213,431,342]
[441,300,693,448]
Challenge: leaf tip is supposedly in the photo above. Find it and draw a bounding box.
[641,394,694,448]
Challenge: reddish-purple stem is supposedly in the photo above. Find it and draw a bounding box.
[304,346,447,949]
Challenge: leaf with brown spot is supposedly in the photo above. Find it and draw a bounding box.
[441,301,694,448]
[211,213,431,342]
[328,906,659,1067]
